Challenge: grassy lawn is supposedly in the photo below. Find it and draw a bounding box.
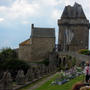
[34,74,83,90]
[19,73,84,90]
[19,73,57,90]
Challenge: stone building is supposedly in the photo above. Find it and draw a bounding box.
[58,3,90,51]
[19,24,55,62]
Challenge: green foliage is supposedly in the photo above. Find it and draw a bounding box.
[76,67,82,72]
[5,59,29,71]
[35,58,49,66]
[0,48,17,62]
[42,58,49,66]
[72,57,76,66]
[78,49,90,55]
[0,48,29,79]
[34,75,83,90]
[66,55,72,60]
[0,59,29,79]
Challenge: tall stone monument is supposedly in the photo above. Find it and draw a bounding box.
[58,3,90,51]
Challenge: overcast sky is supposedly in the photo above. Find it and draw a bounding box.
[0,0,90,49]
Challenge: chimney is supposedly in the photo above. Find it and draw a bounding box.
[30,24,34,38]
[31,24,34,29]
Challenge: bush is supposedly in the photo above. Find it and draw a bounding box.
[0,48,17,62]
[78,49,90,55]
[42,58,49,66]
[0,48,30,79]
[0,59,29,80]
[35,58,49,66]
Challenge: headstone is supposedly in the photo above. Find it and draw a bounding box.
[25,68,32,82]
[39,65,43,77]
[16,70,25,85]
[42,65,46,75]
[30,67,35,81]
[0,71,13,90]
[34,68,40,79]
[45,67,48,74]
[53,65,57,72]
[49,64,53,73]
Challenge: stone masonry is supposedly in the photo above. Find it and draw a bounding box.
[19,2,90,62]
[19,24,55,62]
[58,3,90,51]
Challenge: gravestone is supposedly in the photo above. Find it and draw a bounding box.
[0,71,13,90]
[39,65,43,77]
[25,68,32,82]
[34,68,40,79]
[30,67,35,81]
[16,70,25,85]
[42,64,46,75]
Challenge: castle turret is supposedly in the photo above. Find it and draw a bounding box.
[58,3,90,51]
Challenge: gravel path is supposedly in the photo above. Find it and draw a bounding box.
[27,73,58,90]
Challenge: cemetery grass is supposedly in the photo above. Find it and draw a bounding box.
[34,74,83,90]
[19,73,58,90]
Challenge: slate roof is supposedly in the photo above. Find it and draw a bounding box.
[31,27,55,38]
[61,2,86,19]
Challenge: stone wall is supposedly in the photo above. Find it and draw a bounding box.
[58,3,89,52]
[31,37,55,61]
[58,23,89,51]
[18,45,32,61]
[58,51,90,63]
[18,37,55,62]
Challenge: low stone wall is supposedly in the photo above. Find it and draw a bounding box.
[58,51,90,62]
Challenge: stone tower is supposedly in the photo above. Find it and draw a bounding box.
[58,3,90,51]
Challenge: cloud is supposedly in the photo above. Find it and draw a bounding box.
[37,0,63,6]
[0,0,89,22]
[0,0,40,20]
[22,21,30,24]
[0,18,4,22]
[51,9,61,20]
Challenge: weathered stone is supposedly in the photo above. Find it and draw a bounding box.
[25,68,33,82]
[49,64,53,73]
[18,24,55,62]
[38,65,43,77]
[30,72,35,81]
[58,3,89,52]
[48,65,51,73]
[34,68,40,79]
[53,65,57,72]
[16,70,25,85]
[41,64,46,75]
[0,72,13,90]
[30,67,35,81]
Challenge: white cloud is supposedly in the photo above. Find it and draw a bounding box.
[37,0,63,6]
[0,0,40,20]
[51,9,61,20]
[0,0,89,23]
[22,21,29,24]
[0,18,4,22]
[65,0,72,6]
